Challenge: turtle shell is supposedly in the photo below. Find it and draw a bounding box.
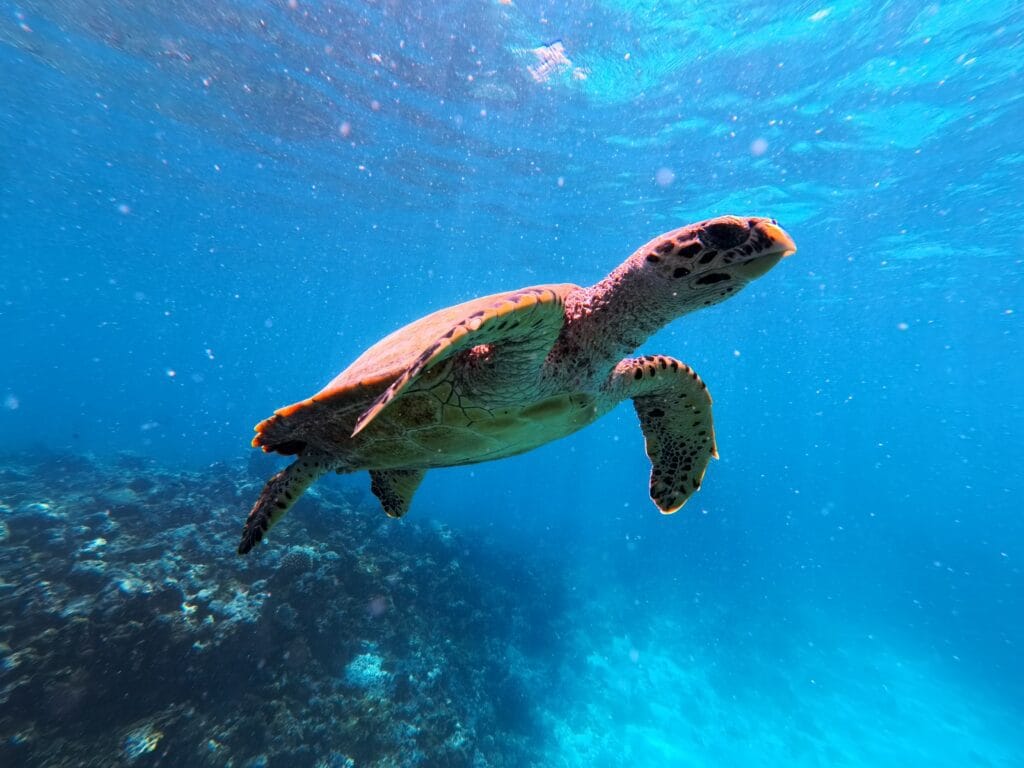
[252,284,575,457]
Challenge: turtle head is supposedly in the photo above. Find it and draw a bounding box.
[640,214,796,312]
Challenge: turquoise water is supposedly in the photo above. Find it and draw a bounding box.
[2,1,1022,766]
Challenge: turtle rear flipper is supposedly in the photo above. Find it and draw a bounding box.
[238,453,333,554]
[369,468,426,518]
[609,355,717,513]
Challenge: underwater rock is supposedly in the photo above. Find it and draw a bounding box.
[0,452,559,767]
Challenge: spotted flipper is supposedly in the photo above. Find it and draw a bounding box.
[610,355,718,514]
[369,468,426,518]
[237,452,333,554]
[352,286,569,437]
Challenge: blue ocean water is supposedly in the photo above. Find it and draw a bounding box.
[1,1,1022,766]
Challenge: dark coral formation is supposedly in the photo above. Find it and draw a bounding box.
[0,453,559,767]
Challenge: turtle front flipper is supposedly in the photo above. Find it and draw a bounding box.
[238,452,333,554]
[352,286,571,437]
[608,355,718,514]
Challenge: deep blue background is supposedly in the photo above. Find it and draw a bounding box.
[2,1,1022,764]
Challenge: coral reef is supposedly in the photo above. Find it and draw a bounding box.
[0,452,558,767]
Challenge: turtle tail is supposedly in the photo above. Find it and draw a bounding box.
[237,452,333,554]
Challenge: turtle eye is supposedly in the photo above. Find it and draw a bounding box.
[699,220,748,250]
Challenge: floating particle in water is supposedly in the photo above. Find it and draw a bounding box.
[339,121,351,138]
[528,40,572,83]
[809,8,832,22]
[205,348,215,360]
[117,202,131,215]
[3,394,18,410]
[557,176,565,187]
[367,595,388,618]
[897,322,909,331]
[655,167,675,187]
[166,368,176,378]
[750,137,768,156]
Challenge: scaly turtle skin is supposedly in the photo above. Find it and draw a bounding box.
[238,215,796,554]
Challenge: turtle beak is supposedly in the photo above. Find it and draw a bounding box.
[727,219,796,281]
[757,220,797,257]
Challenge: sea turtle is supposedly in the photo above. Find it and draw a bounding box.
[238,215,796,554]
